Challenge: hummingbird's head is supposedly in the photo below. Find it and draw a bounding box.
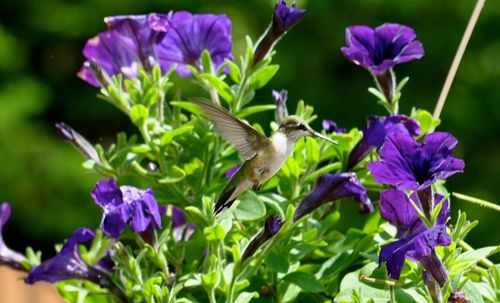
[278,116,337,144]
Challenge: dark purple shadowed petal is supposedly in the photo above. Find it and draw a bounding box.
[25,228,100,284]
[155,11,233,77]
[0,203,26,271]
[347,115,420,170]
[367,132,464,190]
[322,120,346,134]
[171,206,195,242]
[379,224,450,280]
[273,89,288,123]
[293,172,373,221]
[273,0,306,33]
[341,23,424,75]
[241,215,283,262]
[224,164,241,179]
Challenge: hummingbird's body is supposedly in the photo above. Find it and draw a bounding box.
[189,98,336,214]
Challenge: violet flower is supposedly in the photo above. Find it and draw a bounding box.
[91,179,165,240]
[171,206,195,242]
[294,173,373,222]
[78,13,169,87]
[378,189,450,285]
[224,164,241,179]
[322,120,346,134]
[347,115,420,170]
[341,23,424,102]
[241,215,283,262]
[272,89,288,124]
[367,132,464,191]
[25,228,111,285]
[341,23,424,75]
[0,203,26,271]
[448,290,470,303]
[253,0,305,66]
[156,11,233,77]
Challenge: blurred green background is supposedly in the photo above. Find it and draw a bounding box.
[0,0,498,258]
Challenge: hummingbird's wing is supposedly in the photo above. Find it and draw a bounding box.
[190,97,269,160]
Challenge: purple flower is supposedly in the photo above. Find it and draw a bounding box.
[272,89,288,123]
[379,189,450,285]
[448,290,471,303]
[341,23,424,75]
[253,1,305,66]
[0,203,26,271]
[78,13,169,87]
[156,12,233,77]
[91,179,164,239]
[367,132,464,191]
[322,120,346,134]
[171,206,195,242]
[294,173,373,222]
[26,228,112,285]
[347,115,420,170]
[224,164,241,179]
[241,215,283,262]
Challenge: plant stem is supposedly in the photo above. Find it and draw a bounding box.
[433,0,485,120]
[452,192,500,212]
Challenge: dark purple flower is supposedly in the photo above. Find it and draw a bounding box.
[25,228,111,285]
[224,164,241,179]
[91,179,164,239]
[294,172,373,221]
[78,13,169,87]
[322,120,346,134]
[55,122,100,163]
[0,203,26,271]
[273,89,288,123]
[241,215,283,262]
[448,290,471,303]
[171,206,195,242]
[253,1,305,66]
[367,132,464,191]
[155,11,233,77]
[347,115,420,170]
[341,23,424,75]
[379,189,451,285]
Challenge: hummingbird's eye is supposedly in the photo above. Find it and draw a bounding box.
[297,124,307,131]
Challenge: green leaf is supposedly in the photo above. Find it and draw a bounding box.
[200,74,234,104]
[234,292,259,303]
[201,50,213,73]
[265,250,290,273]
[160,125,194,145]
[226,59,241,83]
[282,271,323,293]
[170,101,204,115]
[411,108,441,135]
[305,137,320,165]
[130,104,148,126]
[449,246,500,271]
[249,65,279,89]
[131,144,151,154]
[202,271,220,289]
[158,165,186,183]
[203,224,226,241]
[235,104,276,119]
[233,191,266,221]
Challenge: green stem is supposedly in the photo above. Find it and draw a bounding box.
[234,73,249,111]
[452,192,500,212]
[390,285,396,303]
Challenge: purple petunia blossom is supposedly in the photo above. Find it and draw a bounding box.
[367,132,464,191]
[322,119,346,134]
[78,13,169,87]
[272,89,288,123]
[25,228,112,285]
[253,0,305,65]
[341,23,424,75]
[171,206,195,242]
[294,172,373,221]
[241,215,283,262]
[91,179,165,239]
[155,11,233,77]
[378,189,450,285]
[224,164,241,179]
[347,115,420,170]
[0,203,26,271]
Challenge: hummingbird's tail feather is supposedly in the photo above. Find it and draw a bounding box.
[214,185,237,215]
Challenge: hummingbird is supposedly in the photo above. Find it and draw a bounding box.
[189,97,337,215]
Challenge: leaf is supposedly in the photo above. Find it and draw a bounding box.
[282,271,324,293]
[158,165,186,183]
[265,250,290,273]
[234,292,259,303]
[130,104,148,126]
[236,104,276,119]
[305,137,320,165]
[160,125,194,145]
[170,101,204,115]
[226,59,241,83]
[201,74,234,104]
[202,271,220,289]
[249,65,279,89]
[411,108,441,135]
[203,224,226,241]
[233,191,266,221]
[460,281,485,303]
[449,246,500,271]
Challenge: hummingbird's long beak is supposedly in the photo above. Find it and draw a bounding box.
[312,131,338,145]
